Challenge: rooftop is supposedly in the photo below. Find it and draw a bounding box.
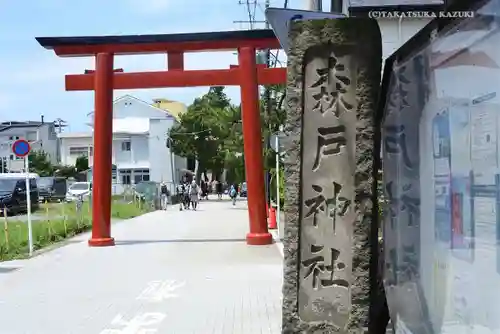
[0,121,53,132]
[57,132,92,138]
[58,117,150,138]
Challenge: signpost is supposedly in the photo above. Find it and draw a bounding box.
[12,139,33,256]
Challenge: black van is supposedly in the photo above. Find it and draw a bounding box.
[0,176,39,215]
[37,177,67,202]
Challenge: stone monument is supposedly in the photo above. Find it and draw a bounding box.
[282,19,382,333]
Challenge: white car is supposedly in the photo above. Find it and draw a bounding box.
[65,182,92,202]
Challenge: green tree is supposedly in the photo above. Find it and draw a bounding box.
[75,156,89,172]
[28,151,54,176]
[53,165,77,178]
[168,86,233,181]
[168,84,286,186]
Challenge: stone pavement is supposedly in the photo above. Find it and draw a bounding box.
[0,199,283,334]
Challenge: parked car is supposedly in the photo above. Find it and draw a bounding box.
[37,176,67,202]
[0,173,39,215]
[65,182,92,202]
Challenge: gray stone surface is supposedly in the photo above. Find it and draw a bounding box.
[382,47,433,334]
[282,19,381,333]
[0,199,283,334]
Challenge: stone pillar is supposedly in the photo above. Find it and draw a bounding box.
[282,19,382,333]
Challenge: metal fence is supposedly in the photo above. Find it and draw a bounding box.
[0,191,157,261]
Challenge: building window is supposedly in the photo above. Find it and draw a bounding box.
[69,147,90,156]
[26,131,37,142]
[8,136,19,141]
[120,169,132,185]
[121,141,131,151]
[133,169,150,184]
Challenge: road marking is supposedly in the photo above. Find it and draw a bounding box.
[100,312,166,334]
[136,280,185,302]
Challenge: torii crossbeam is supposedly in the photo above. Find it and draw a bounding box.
[36,29,286,246]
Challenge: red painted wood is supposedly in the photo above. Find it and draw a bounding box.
[88,53,115,247]
[65,67,286,90]
[238,46,272,246]
[53,38,280,56]
[167,52,184,70]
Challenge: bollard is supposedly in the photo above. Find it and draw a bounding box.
[266,201,269,217]
[268,207,277,229]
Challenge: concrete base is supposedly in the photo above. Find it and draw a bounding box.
[88,237,115,247]
[246,232,273,245]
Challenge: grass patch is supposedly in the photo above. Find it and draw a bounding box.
[0,199,153,261]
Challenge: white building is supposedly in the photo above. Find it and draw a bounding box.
[0,119,59,172]
[58,95,187,193]
[347,0,445,65]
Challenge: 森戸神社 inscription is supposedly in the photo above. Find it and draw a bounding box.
[282,19,382,333]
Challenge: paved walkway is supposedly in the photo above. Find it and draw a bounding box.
[0,199,283,334]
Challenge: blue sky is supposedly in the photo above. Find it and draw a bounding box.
[0,0,308,132]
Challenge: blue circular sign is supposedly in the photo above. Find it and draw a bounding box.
[12,139,30,157]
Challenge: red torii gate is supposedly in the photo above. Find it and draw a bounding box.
[36,29,286,246]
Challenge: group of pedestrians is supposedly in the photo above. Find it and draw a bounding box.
[159,179,244,211]
[177,180,200,210]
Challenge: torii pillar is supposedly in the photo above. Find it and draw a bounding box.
[88,52,115,247]
[239,47,272,245]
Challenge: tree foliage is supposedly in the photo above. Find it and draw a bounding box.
[75,156,89,173]
[28,151,53,176]
[53,165,77,178]
[168,84,286,186]
[168,87,236,181]
[27,150,81,179]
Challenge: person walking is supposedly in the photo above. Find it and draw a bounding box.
[216,180,223,200]
[229,184,237,206]
[200,180,208,200]
[183,181,191,210]
[189,180,200,210]
[176,183,185,211]
[160,182,169,210]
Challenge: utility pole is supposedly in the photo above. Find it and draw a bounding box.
[306,0,322,10]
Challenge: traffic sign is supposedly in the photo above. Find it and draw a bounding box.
[270,132,286,153]
[265,7,345,54]
[12,139,31,157]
